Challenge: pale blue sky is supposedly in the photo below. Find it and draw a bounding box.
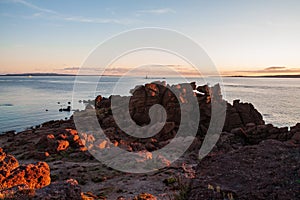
[1,0,300,75]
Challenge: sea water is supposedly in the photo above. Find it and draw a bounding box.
[0,76,299,133]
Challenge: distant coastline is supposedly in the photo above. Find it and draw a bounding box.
[0,73,75,76]
[1,73,300,78]
[0,73,117,77]
[228,74,300,78]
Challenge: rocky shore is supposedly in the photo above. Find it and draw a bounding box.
[0,81,299,199]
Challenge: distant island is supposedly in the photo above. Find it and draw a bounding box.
[0,73,75,76]
[0,73,118,77]
[229,74,300,78]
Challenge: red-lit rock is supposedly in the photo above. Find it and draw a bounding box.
[1,161,51,189]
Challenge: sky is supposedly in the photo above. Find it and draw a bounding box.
[1,0,300,76]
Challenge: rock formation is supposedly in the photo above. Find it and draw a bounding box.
[94,81,264,135]
[0,81,299,199]
[0,148,51,190]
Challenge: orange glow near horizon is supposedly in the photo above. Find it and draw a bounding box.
[1,64,300,77]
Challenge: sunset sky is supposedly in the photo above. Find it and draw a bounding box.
[1,0,300,76]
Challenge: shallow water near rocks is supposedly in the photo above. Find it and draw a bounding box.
[0,76,299,133]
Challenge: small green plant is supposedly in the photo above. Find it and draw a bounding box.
[173,175,190,200]
[174,185,190,200]
[163,176,177,186]
[77,177,88,185]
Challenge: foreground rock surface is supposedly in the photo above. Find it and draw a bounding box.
[0,179,82,200]
[0,81,299,199]
[189,139,300,200]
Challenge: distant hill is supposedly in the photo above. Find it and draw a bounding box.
[0,73,75,76]
[0,73,120,77]
[229,74,300,78]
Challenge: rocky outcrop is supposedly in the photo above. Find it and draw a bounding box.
[90,82,265,156]
[94,82,264,137]
[27,128,94,162]
[224,99,264,132]
[0,148,51,199]
[0,149,82,200]
[230,123,295,145]
[0,148,51,190]
[1,162,51,190]
[35,129,84,154]
[96,81,300,200]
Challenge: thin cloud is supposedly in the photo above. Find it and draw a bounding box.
[60,65,203,76]
[264,66,287,71]
[7,0,139,25]
[60,66,130,75]
[11,0,57,14]
[62,67,101,71]
[241,67,300,74]
[223,66,300,76]
[62,67,80,71]
[137,8,176,15]
[62,16,138,25]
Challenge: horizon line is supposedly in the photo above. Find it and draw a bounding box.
[1,72,300,78]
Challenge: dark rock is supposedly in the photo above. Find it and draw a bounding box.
[59,106,71,112]
[33,179,82,200]
[189,140,300,200]
[223,101,264,132]
[36,134,57,154]
[291,131,300,144]
[0,179,82,200]
[0,184,34,199]
[197,85,210,95]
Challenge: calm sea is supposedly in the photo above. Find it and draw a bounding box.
[0,76,299,133]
